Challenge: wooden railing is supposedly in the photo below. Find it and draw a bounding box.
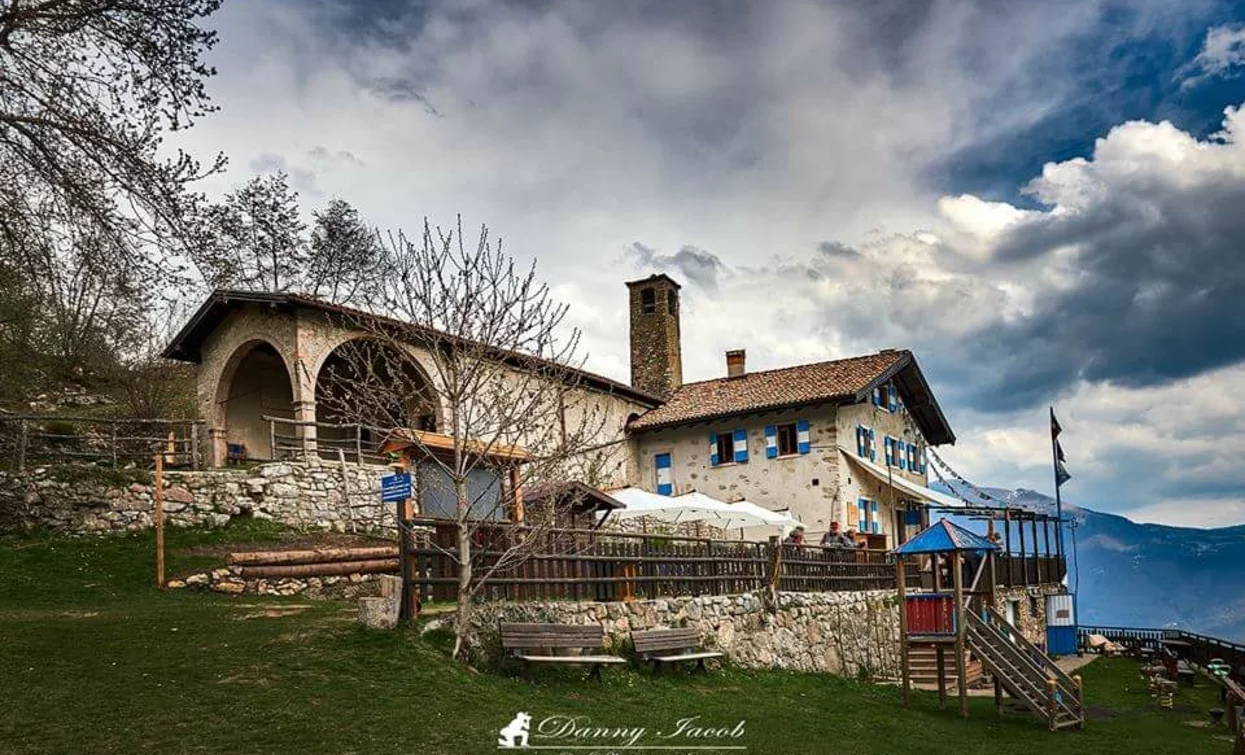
[263,415,389,465]
[1079,625,1245,682]
[0,415,204,471]
[403,519,910,603]
[996,554,1067,588]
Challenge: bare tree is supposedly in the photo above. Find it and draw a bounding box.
[0,0,225,256]
[320,218,624,658]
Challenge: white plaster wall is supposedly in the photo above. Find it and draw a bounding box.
[836,397,938,543]
[632,405,844,533]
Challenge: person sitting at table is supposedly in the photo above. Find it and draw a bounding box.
[819,521,856,549]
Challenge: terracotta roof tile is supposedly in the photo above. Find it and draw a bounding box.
[628,350,908,431]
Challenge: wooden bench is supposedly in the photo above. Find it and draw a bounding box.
[499,623,626,679]
[632,627,724,673]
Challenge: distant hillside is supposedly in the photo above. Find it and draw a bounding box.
[933,482,1245,642]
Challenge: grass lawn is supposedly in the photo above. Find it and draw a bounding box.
[0,523,1235,755]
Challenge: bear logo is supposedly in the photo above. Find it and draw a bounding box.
[498,712,532,748]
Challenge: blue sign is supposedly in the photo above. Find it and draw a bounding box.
[380,472,412,503]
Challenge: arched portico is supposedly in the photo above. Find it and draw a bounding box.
[313,337,440,459]
[211,338,298,464]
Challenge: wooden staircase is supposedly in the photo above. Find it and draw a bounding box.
[907,645,982,688]
[965,606,1085,730]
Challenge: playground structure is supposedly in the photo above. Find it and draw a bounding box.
[893,518,1085,730]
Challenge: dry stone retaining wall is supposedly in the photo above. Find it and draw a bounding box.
[0,459,395,536]
[464,590,902,678]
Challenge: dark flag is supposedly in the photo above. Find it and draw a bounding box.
[1051,408,1071,487]
[1055,457,1072,487]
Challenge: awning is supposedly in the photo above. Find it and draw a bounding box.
[838,448,965,508]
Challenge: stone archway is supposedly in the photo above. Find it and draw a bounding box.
[314,338,439,459]
[213,339,297,463]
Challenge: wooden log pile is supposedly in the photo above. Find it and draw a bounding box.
[227,546,399,579]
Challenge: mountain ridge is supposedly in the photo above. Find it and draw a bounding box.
[931,482,1245,642]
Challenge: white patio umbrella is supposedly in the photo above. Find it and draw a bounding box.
[604,487,725,524]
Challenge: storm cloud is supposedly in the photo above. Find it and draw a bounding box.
[169,0,1245,525]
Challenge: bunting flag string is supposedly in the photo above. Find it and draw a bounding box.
[926,447,1011,508]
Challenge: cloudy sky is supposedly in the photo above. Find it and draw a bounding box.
[176,0,1245,528]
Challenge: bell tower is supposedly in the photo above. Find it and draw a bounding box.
[626,274,683,399]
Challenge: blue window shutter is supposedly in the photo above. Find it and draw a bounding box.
[709,433,719,466]
[868,429,876,461]
[655,453,673,495]
[888,385,897,412]
[796,419,811,454]
[858,498,868,532]
[871,501,881,533]
[856,426,864,456]
[898,441,906,471]
[765,425,778,459]
[733,428,748,463]
[884,437,893,466]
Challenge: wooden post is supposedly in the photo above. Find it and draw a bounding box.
[154,451,166,588]
[897,557,911,709]
[394,457,418,622]
[952,550,968,718]
[190,423,201,470]
[1046,677,1058,731]
[337,449,355,534]
[355,424,364,463]
[1074,674,1083,706]
[1018,518,1029,587]
[269,419,278,461]
[994,675,1003,714]
[1030,519,1040,583]
[936,646,947,709]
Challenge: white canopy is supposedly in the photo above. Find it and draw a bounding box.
[838,447,965,508]
[603,487,803,534]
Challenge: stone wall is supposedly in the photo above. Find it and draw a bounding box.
[997,585,1063,647]
[0,459,395,536]
[463,589,902,679]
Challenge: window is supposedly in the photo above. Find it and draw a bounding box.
[714,433,734,466]
[857,426,876,461]
[776,423,798,456]
[666,289,677,315]
[640,287,656,314]
[654,452,673,495]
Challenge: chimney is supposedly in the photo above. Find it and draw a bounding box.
[625,274,683,398]
[726,349,746,378]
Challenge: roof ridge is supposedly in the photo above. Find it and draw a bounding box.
[675,350,906,388]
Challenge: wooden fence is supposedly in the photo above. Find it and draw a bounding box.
[0,415,203,471]
[404,519,928,604]
[1079,624,1245,682]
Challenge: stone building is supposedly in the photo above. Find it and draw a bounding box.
[621,274,956,547]
[162,290,660,480]
[165,277,957,546]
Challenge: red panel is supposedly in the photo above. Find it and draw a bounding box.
[906,594,955,634]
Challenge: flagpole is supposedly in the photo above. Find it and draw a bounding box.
[1050,407,1065,564]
